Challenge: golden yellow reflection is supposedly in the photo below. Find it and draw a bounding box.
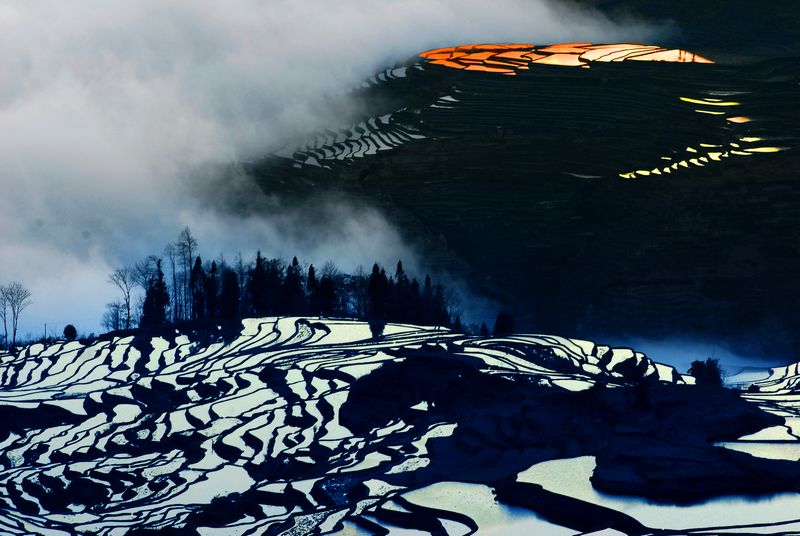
[617,133,786,179]
[680,97,740,106]
[746,147,784,153]
[420,43,713,75]
[727,116,751,123]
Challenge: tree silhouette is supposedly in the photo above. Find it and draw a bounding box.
[688,358,724,388]
[317,275,336,316]
[205,261,218,320]
[132,255,159,290]
[102,301,125,332]
[190,257,206,320]
[1,282,32,347]
[247,251,268,316]
[432,284,450,327]
[280,257,305,315]
[104,234,463,335]
[367,264,389,337]
[109,267,135,329]
[220,268,240,320]
[392,261,413,322]
[140,260,169,329]
[0,287,7,348]
[63,324,78,341]
[307,265,318,315]
[175,227,198,319]
[493,311,515,337]
[164,244,179,323]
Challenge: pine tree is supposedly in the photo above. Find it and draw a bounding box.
[432,283,450,327]
[190,256,206,320]
[280,257,305,315]
[205,261,218,320]
[409,279,421,324]
[318,274,336,316]
[264,258,284,314]
[306,264,318,315]
[392,260,412,322]
[247,251,268,316]
[220,268,240,320]
[367,263,389,337]
[421,275,433,325]
[140,260,169,329]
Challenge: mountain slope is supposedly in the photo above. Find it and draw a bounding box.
[245,50,800,359]
[0,317,796,534]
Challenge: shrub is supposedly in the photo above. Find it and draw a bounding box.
[688,358,724,388]
[63,324,78,341]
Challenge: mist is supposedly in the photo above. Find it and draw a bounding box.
[612,337,791,377]
[0,0,661,338]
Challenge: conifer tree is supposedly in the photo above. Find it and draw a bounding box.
[220,268,240,320]
[264,258,284,314]
[367,264,389,337]
[318,274,336,316]
[409,279,421,324]
[432,283,450,327]
[421,275,434,325]
[190,256,206,320]
[205,261,218,320]
[140,260,169,329]
[392,260,412,322]
[280,257,305,315]
[306,264,318,315]
[248,251,268,316]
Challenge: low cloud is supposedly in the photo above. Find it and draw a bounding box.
[0,0,660,336]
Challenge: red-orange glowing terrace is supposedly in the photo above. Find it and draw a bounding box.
[420,43,714,75]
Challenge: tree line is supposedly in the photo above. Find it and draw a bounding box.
[105,227,456,337]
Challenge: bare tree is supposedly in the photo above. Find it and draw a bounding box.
[0,286,8,348]
[132,255,160,290]
[4,282,32,347]
[176,227,198,319]
[108,267,135,329]
[164,244,179,322]
[101,301,125,332]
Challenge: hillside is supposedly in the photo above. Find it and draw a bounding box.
[0,317,798,534]
[244,46,800,359]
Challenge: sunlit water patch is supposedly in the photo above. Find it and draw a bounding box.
[518,456,800,534]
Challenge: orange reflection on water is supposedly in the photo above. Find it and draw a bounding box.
[420,43,713,75]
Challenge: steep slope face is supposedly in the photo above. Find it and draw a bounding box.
[247,48,800,359]
[0,318,794,535]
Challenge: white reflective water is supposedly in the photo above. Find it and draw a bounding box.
[518,456,800,532]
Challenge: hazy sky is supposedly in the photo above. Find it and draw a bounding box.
[0,0,659,339]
